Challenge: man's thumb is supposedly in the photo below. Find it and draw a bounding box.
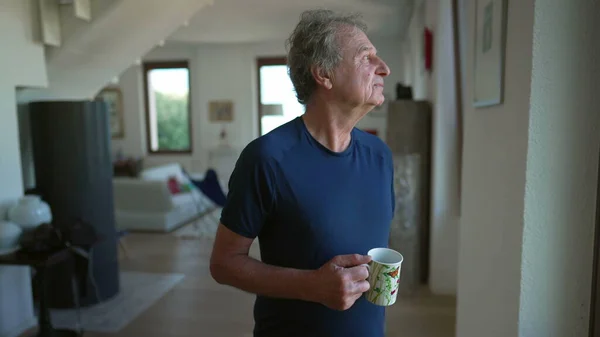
[333,254,371,268]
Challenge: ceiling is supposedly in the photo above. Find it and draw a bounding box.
[167,0,415,44]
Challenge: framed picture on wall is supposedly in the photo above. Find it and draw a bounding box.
[473,0,507,108]
[209,100,234,122]
[96,86,124,139]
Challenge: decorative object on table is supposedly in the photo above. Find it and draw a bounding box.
[473,0,507,107]
[0,241,79,337]
[385,100,432,295]
[260,103,284,116]
[113,157,144,177]
[8,195,52,231]
[0,220,22,254]
[95,86,124,138]
[0,218,101,337]
[396,83,414,100]
[208,100,234,122]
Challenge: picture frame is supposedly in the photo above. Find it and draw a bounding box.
[96,86,124,139]
[473,0,507,108]
[209,100,234,122]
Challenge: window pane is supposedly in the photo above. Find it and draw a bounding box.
[259,65,304,136]
[147,66,190,152]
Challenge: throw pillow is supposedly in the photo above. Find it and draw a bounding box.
[167,176,181,194]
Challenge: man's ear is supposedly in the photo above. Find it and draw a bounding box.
[311,66,333,90]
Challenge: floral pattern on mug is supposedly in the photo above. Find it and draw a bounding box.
[366,263,401,306]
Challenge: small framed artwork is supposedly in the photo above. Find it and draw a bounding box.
[473,0,507,108]
[96,87,124,139]
[209,100,234,122]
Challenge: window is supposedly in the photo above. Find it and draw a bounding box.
[143,61,192,154]
[257,58,304,136]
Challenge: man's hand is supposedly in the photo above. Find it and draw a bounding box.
[310,254,372,311]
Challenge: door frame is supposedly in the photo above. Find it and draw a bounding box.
[590,149,600,336]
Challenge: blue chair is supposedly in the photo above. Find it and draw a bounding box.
[185,168,227,207]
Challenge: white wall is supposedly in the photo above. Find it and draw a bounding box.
[0,1,48,336]
[518,1,600,335]
[112,37,404,174]
[457,0,534,333]
[457,0,600,334]
[402,0,460,295]
[456,0,535,334]
[18,0,213,101]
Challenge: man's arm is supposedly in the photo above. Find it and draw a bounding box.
[209,223,371,311]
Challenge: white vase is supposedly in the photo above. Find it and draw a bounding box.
[8,195,53,230]
[0,220,22,250]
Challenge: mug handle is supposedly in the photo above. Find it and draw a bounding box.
[360,263,371,279]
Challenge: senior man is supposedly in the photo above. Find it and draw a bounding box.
[210,9,394,337]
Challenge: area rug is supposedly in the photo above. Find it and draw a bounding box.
[50,271,185,333]
[172,207,222,239]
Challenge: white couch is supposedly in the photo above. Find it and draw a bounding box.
[113,163,217,232]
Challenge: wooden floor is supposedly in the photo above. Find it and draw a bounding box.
[28,233,457,337]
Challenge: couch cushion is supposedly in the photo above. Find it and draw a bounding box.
[141,163,190,184]
[113,178,173,212]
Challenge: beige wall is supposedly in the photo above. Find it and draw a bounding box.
[457,0,534,337]
[110,38,404,174]
[456,0,600,335]
[519,0,600,335]
[456,0,535,334]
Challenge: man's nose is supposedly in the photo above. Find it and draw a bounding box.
[376,56,390,77]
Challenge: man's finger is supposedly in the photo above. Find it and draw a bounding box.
[346,264,369,281]
[351,280,370,294]
[333,254,371,268]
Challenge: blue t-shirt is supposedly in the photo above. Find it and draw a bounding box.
[220,116,395,337]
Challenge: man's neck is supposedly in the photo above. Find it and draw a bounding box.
[302,97,367,153]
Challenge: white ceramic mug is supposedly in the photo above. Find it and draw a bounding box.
[364,247,403,306]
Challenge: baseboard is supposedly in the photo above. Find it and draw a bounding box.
[0,316,37,337]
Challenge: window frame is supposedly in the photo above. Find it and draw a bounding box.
[256,57,287,137]
[142,60,193,155]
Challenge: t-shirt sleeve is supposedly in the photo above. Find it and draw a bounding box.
[219,148,277,239]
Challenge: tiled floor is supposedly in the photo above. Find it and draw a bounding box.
[26,232,457,337]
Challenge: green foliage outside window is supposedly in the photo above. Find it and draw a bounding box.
[154,91,190,151]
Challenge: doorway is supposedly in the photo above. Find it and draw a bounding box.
[257,57,305,136]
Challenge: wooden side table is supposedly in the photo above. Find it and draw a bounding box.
[113,158,143,178]
[0,248,81,337]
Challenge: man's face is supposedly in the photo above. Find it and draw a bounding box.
[330,28,390,110]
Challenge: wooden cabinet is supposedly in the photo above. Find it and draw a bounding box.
[386,100,432,294]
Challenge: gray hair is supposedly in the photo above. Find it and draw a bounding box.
[285,9,368,105]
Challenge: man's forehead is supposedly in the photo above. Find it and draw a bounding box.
[337,29,377,57]
[356,44,376,54]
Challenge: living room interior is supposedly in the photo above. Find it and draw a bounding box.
[2,0,600,337]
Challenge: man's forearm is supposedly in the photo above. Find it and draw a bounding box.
[211,254,317,303]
